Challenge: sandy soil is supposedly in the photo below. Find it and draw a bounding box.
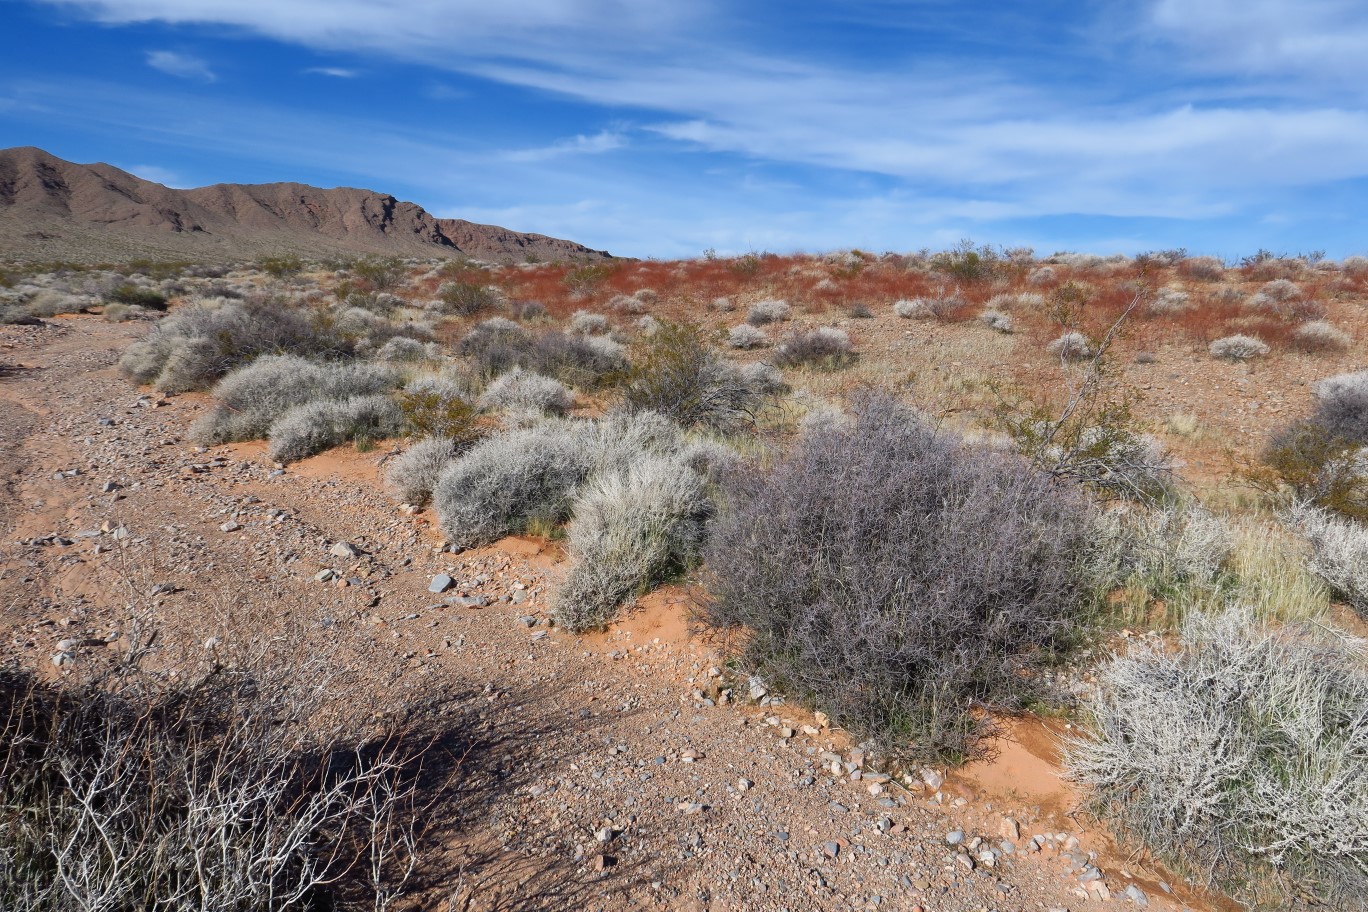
[0,315,1224,911]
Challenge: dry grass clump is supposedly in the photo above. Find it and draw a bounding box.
[0,667,429,911]
[893,296,959,320]
[477,367,574,421]
[700,395,1094,761]
[554,456,712,632]
[1144,287,1191,316]
[774,327,855,370]
[1209,334,1269,361]
[568,310,610,335]
[191,355,397,444]
[728,323,769,349]
[1068,607,1368,907]
[745,299,792,326]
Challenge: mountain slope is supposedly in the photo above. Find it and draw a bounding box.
[0,147,612,263]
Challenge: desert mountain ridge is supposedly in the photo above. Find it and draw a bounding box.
[0,146,613,264]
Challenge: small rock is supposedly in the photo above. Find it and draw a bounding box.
[822,841,840,859]
[428,574,454,593]
[737,778,753,792]
[516,616,536,628]
[330,541,360,558]
[999,817,1020,840]
[219,521,240,533]
[314,569,336,583]
[921,768,943,790]
[946,830,964,845]
[1124,884,1149,906]
[676,802,706,815]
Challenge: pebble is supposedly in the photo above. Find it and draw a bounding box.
[219,520,240,533]
[330,541,360,558]
[946,830,964,845]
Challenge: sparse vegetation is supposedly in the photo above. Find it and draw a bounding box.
[623,321,773,431]
[773,327,855,370]
[267,394,404,463]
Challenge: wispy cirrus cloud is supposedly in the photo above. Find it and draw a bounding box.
[145,49,215,81]
[304,66,356,78]
[505,129,626,163]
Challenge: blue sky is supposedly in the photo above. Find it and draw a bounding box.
[2,0,1367,259]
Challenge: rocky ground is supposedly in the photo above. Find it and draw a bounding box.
[0,315,1219,912]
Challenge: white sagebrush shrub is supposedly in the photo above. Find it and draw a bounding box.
[477,367,574,420]
[432,420,589,548]
[728,324,769,349]
[893,298,933,319]
[745,299,792,326]
[979,309,1013,333]
[1293,320,1350,352]
[1145,288,1191,316]
[709,296,735,312]
[1026,266,1055,285]
[1210,334,1269,361]
[385,436,463,505]
[636,315,660,335]
[680,438,743,481]
[554,456,712,631]
[191,356,396,444]
[1068,607,1368,906]
[1047,331,1094,361]
[266,394,403,464]
[1291,503,1368,616]
[374,336,436,362]
[568,310,609,335]
[739,361,786,395]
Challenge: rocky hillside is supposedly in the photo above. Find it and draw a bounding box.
[0,146,612,264]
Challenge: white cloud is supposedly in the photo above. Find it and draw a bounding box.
[145,49,215,81]
[304,66,356,78]
[126,163,182,185]
[505,130,626,163]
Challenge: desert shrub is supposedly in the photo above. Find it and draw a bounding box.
[121,299,350,393]
[681,438,743,481]
[622,322,769,431]
[1068,608,1368,907]
[350,256,405,290]
[267,394,403,463]
[727,324,769,349]
[192,356,397,444]
[739,361,787,395]
[1247,279,1324,321]
[396,377,482,443]
[375,336,435,362]
[1210,334,1270,361]
[435,281,500,315]
[477,367,574,420]
[460,320,625,388]
[845,302,874,319]
[1290,504,1368,617]
[1180,256,1226,281]
[1145,288,1190,316]
[509,300,547,321]
[554,456,712,631]
[0,668,426,912]
[774,327,855,370]
[709,296,736,312]
[386,436,466,505]
[432,420,589,547]
[1047,331,1094,361]
[1088,503,1234,616]
[568,310,609,335]
[745,299,791,326]
[1263,423,1368,520]
[893,297,950,319]
[578,410,687,477]
[1292,320,1351,353]
[1027,265,1056,285]
[107,283,168,310]
[979,309,1013,333]
[635,315,660,335]
[700,395,1094,760]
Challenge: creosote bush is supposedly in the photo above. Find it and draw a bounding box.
[701,395,1094,760]
[623,321,773,431]
[1068,608,1368,908]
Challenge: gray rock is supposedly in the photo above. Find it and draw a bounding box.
[428,574,454,593]
[945,830,964,845]
[330,541,360,559]
[1124,884,1149,907]
[516,615,536,628]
